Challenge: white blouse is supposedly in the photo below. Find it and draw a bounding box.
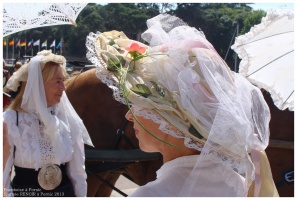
[129,155,241,197]
[3,109,87,197]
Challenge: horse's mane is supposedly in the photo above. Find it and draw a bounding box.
[65,71,81,87]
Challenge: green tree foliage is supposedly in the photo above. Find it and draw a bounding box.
[66,4,105,57]
[173,3,255,68]
[99,4,155,39]
[241,10,266,34]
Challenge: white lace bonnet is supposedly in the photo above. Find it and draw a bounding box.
[86,14,277,196]
[6,50,93,167]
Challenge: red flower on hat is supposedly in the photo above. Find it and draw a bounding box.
[125,43,146,59]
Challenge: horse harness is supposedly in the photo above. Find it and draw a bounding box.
[112,118,135,149]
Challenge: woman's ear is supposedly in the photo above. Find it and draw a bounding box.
[125,111,134,121]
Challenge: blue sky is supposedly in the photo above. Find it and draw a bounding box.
[250,3,294,11]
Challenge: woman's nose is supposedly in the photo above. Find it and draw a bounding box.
[61,82,66,91]
[125,110,134,122]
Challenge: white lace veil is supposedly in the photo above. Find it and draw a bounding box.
[85,14,277,196]
[6,50,93,168]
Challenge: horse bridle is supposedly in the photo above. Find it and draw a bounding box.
[111,118,136,149]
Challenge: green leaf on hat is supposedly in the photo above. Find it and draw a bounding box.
[151,81,165,97]
[130,84,152,98]
[109,39,115,46]
[107,55,126,71]
[188,125,203,139]
[112,44,124,51]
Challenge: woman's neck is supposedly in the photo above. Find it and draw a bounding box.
[160,136,200,163]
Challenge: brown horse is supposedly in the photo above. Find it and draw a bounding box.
[65,68,162,197]
[65,68,294,197]
[262,90,294,197]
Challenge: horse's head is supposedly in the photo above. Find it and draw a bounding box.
[65,68,138,148]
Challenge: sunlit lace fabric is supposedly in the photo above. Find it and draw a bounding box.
[3,109,87,197]
[85,14,278,196]
[4,109,73,168]
[3,3,88,37]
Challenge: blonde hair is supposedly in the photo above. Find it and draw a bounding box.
[42,61,67,83]
[7,61,67,111]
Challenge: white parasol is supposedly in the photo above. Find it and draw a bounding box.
[3,3,88,37]
[231,8,294,111]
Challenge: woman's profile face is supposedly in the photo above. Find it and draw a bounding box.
[44,67,65,107]
[125,108,165,153]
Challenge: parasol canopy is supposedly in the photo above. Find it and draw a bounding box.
[3,3,88,37]
[231,8,294,111]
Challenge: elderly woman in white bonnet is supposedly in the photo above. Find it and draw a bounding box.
[86,14,278,197]
[3,50,93,197]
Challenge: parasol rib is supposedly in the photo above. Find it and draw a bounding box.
[283,91,294,106]
[236,31,293,48]
[247,49,294,77]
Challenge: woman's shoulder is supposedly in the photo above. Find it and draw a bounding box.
[129,179,175,197]
[3,110,22,138]
[3,110,31,128]
[159,155,198,172]
[3,110,17,123]
[129,184,160,197]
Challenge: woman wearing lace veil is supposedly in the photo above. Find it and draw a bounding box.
[3,50,93,197]
[86,14,278,196]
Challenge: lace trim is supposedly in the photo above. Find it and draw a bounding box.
[86,31,127,105]
[96,68,127,105]
[192,137,254,196]
[132,105,204,151]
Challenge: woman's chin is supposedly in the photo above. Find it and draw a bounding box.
[139,144,157,153]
